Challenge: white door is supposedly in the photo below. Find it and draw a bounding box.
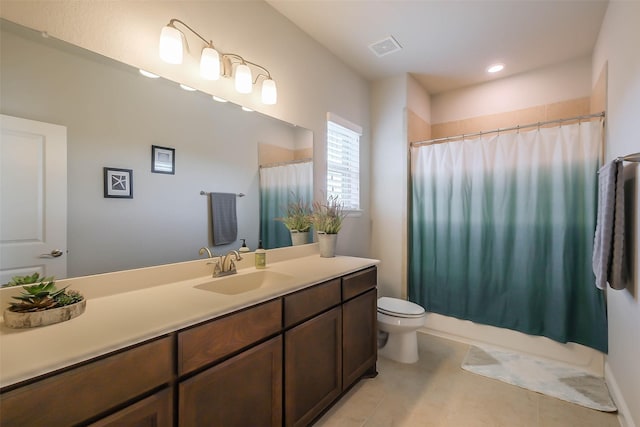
[0,114,67,284]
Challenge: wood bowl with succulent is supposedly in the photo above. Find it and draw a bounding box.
[2,273,86,329]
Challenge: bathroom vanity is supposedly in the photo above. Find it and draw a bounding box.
[0,246,378,426]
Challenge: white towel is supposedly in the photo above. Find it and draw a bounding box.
[592,160,626,290]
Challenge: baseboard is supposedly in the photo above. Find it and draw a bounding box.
[605,361,637,427]
[420,312,605,375]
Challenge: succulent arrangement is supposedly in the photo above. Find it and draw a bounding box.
[278,197,313,232]
[312,194,347,234]
[4,273,84,313]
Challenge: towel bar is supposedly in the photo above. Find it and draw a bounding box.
[200,191,245,197]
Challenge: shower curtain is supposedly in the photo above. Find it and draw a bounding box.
[259,161,313,249]
[409,120,608,352]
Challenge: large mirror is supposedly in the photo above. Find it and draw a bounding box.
[0,19,313,279]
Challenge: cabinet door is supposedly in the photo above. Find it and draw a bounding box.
[89,388,172,427]
[285,306,342,427]
[343,288,377,389]
[0,336,173,427]
[179,336,283,427]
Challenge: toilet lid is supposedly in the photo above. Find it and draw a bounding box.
[377,297,425,318]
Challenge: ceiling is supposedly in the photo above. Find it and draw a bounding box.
[266,0,609,94]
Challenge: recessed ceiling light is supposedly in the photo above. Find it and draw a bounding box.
[139,69,160,78]
[487,63,505,73]
[241,106,253,112]
[212,96,228,103]
[180,84,196,91]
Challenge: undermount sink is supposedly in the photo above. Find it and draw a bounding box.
[194,270,295,295]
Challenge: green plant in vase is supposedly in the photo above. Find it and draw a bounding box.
[312,194,347,257]
[278,197,313,232]
[312,194,347,234]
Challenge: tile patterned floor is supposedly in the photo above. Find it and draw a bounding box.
[314,334,620,427]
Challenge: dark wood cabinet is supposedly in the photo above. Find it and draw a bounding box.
[343,288,377,389]
[89,388,173,427]
[0,337,173,427]
[179,336,283,427]
[285,306,342,427]
[1,265,377,427]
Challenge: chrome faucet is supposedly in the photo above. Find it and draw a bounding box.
[210,250,243,278]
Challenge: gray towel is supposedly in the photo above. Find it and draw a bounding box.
[210,192,237,246]
[592,160,625,290]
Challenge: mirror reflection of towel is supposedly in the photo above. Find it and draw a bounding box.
[210,192,237,246]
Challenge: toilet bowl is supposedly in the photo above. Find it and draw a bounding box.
[377,297,426,364]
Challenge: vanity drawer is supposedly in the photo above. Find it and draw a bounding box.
[0,336,173,427]
[342,267,377,301]
[284,279,341,328]
[178,299,282,375]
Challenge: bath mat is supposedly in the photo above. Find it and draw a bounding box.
[461,346,617,412]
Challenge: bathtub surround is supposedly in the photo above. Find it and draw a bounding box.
[410,120,608,353]
[462,345,616,412]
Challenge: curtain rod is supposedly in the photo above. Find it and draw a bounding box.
[259,158,312,169]
[411,112,605,147]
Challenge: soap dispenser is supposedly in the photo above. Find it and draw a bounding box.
[255,240,266,269]
[239,239,250,253]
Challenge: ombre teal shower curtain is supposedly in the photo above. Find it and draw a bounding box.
[259,161,313,249]
[409,120,608,352]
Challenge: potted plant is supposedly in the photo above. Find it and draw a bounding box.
[277,197,313,246]
[3,273,86,328]
[312,194,347,257]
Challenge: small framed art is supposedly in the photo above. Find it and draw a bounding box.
[104,167,133,199]
[151,145,175,174]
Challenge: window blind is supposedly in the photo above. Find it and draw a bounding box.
[327,120,360,210]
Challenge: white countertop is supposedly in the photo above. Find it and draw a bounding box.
[0,252,379,388]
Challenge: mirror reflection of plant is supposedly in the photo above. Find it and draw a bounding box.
[312,194,347,234]
[5,274,84,313]
[277,196,313,232]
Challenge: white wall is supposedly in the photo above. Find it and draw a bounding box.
[593,2,640,426]
[371,76,408,298]
[431,55,592,123]
[407,74,431,125]
[0,0,372,260]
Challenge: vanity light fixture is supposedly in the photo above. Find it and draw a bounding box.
[139,69,160,79]
[487,63,505,73]
[158,18,277,104]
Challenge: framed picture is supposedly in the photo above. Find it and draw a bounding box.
[151,145,175,174]
[104,167,133,198]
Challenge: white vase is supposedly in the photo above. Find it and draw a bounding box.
[3,299,86,329]
[317,232,338,257]
[290,230,310,246]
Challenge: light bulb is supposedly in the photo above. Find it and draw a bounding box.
[200,47,220,80]
[235,64,252,94]
[212,96,228,103]
[159,25,183,64]
[139,69,160,79]
[261,79,277,105]
[487,63,504,73]
[180,84,196,91]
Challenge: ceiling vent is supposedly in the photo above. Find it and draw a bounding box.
[368,36,402,58]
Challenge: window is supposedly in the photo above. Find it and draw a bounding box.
[327,114,361,210]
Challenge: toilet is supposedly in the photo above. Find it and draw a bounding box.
[377,297,426,364]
